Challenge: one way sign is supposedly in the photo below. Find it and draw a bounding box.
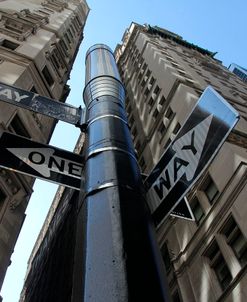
[0,132,84,190]
[145,87,239,226]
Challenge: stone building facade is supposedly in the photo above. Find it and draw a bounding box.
[115,23,247,301]
[0,0,89,294]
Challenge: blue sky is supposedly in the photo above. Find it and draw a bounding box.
[1,0,247,301]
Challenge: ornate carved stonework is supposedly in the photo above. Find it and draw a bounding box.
[0,9,48,41]
[0,169,20,196]
[41,0,68,12]
[227,131,247,149]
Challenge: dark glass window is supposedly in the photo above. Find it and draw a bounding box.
[30,86,38,93]
[221,216,247,266]
[129,115,134,126]
[159,96,166,106]
[0,187,7,212]
[213,254,232,291]
[149,76,155,85]
[205,240,232,291]
[172,290,181,302]
[135,140,141,154]
[144,87,150,97]
[132,126,137,137]
[64,33,72,45]
[8,114,31,138]
[173,123,181,135]
[153,109,159,118]
[139,157,146,171]
[203,177,219,204]
[160,242,172,273]
[141,79,146,87]
[153,85,161,96]
[42,66,54,86]
[163,138,171,149]
[190,197,205,224]
[146,69,151,78]
[59,39,68,52]
[0,39,19,50]
[165,107,173,119]
[141,63,147,74]
[158,121,166,135]
[148,97,154,107]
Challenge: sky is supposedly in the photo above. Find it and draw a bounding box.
[1,0,247,301]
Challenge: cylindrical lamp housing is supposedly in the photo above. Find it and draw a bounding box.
[82,44,170,302]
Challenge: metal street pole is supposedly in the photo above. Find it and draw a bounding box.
[82,44,170,301]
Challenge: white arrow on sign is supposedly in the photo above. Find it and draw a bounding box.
[147,114,213,212]
[6,148,83,179]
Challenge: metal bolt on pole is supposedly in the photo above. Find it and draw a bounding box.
[82,44,171,301]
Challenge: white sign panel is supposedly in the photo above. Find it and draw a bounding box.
[145,87,239,226]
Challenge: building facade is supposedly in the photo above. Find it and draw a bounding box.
[115,23,247,301]
[0,0,89,294]
[229,63,247,83]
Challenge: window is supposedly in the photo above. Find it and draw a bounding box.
[159,96,166,106]
[163,138,171,150]
[51,50,62,70]
[38,9,50,16]
[135,140,141,154]
[149,76,155,85]
[141,63,147,74]
[129,115,134,126]
[144,87,150,98]
[148,96,154,107]
[203,176,219,204]
[160,242,172,273]
[138,72,143,81]
[141,79,146,87]
[30,86,38,93]
[59,39,68,53]
[173,123,181,135]
[165,107,173,119]
[67,28,74,39]
[153,85,161,97]
[0,187,7,213]
[126,103,132,115]
[64,33,72,45]
[132,126,137,137]
[153,109,159,118]
[42,65,54,86]
[221,216,247,266]
[158,121,166,135]
[190,196,204,224]
[205,240,232,291]
[171,290,182,302]
[41,7,55,14]
[146,69,151,78]
[8,114,31,138]
[70,24,76,35]
[0,39,19,50]
[139,157,146,171]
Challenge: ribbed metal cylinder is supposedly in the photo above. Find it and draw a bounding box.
[82,44,170,302]
[84,44,125,108]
